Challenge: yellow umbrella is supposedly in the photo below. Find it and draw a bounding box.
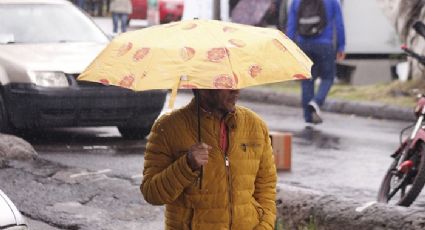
[78,19,312,109]
[78,19,312,188]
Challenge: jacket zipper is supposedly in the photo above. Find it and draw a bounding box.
[225,154,233,229]
[219,116,233,229]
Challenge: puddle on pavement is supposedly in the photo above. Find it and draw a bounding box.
[21,128,146,154]
[276,126,341,150]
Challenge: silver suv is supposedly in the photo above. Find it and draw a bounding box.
[0,0,166,139]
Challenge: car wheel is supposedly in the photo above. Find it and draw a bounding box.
[118,126,151,140]
[0,94,14,134]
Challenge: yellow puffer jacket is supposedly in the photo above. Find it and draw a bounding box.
[141,99,277,230]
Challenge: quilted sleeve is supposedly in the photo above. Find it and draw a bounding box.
[254,123,277,230]
[140,117,199,205]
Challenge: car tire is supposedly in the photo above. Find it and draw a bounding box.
[0,93,14,134]
[118,126,151,140]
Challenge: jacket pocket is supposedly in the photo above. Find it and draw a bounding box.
[251,198,264,221]
[237,138,264,155]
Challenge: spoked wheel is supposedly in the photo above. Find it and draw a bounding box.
[377,142,425,206]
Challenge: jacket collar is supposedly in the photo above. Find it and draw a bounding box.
[187,98,237,129]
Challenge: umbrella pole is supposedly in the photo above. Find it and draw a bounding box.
[195,91,201,143]
[195,90,203,189]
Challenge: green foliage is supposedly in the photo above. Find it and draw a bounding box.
[274,215,318,230]
[275,217,284,230]
[305,215,318,230]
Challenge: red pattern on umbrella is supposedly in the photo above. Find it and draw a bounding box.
[117,42,133,56]
[180,84,198,89]
[99,79,110,85]
[272,39,287,52]
[207,48,228,62]
[133,48,150,61]
[213,74,236,89]
[119,74,135,88]
[180,47,196,61]
[249,64,262,78]
[293,74,308,80]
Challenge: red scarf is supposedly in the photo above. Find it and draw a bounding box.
[220,119,228,152]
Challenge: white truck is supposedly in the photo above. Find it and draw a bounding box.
[340,0,403,85]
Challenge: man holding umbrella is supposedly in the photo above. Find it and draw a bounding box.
[141,88,277,229]
[77,18,313,230]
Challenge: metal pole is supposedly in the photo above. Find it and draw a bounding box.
[213,0,221,20]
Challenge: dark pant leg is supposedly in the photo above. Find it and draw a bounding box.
[112,12,119,33]
[313,44,336,106]
[300,43,320,122]
[120,13,129,32]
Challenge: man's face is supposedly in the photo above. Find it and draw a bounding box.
[200,89,240,114]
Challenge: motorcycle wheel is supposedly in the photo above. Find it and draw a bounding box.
[377,142,425,206]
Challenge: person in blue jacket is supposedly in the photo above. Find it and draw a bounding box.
[286,0,346,124]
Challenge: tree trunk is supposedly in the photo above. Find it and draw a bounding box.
[376,0,425,79]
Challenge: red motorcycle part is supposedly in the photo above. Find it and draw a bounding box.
[397,160,414,174]
[415,97,425,117]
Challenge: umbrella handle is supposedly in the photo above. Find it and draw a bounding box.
[195,91,203,189]
[168,82,179,110]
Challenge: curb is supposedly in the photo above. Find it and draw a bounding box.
[239,88,415,122]
[276,184,425,230]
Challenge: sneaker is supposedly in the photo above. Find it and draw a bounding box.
[304,121,314,128]
[308,101,323,124]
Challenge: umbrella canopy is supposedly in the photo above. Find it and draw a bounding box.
[78,19,312,108]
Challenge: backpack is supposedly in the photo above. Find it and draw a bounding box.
[296,0,327,37]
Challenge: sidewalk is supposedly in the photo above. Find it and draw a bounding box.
[239,88,415,122]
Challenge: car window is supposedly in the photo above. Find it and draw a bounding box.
[0,3,109,44]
